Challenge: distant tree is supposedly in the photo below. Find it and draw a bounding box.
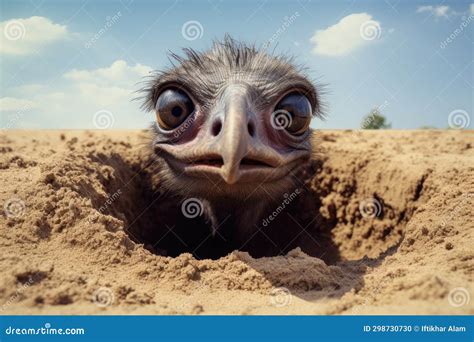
[361,108,391,129]
[418,125,437,129]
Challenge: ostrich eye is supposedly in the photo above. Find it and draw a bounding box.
[273,92,312,135]
[155,88,194,130]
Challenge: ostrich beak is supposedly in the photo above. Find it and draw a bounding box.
[219,93,252,184]
[215,84,280,184]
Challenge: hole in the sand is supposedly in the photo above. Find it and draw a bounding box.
[15,271,48,285]
[90,152,415,264]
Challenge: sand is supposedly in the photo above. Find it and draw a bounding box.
[0,130,472,315]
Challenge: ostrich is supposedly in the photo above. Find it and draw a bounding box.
[139,36,323,258]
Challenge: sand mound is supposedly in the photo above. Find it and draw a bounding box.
[0,130,472,314]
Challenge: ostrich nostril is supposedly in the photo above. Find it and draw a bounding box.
[247,122,255,137]
[211,119,222,137]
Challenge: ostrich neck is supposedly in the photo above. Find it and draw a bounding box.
[203,197,270,241]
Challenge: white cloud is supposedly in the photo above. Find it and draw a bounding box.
[470,3,474,15]
[0,97,37,111]
[2,60,153,128]
[10,84,47,94]
[64,60,152,87]
[416,5,450,18]
[0,16,68,55]
[310,13,382,56]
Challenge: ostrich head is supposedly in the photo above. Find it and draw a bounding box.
[142,36,322,237]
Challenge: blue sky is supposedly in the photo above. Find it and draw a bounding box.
[0,0,472,129]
